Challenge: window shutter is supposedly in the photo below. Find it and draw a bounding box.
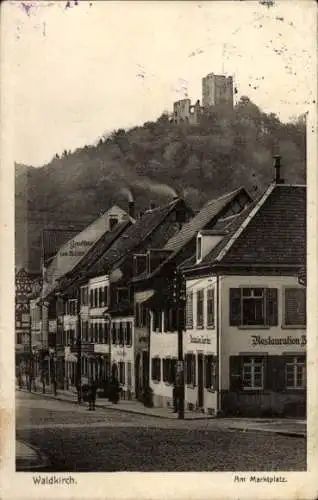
[229,288,241,326]
[186,291,193,329]
[213,355,218,391]
[229,356,242,391]
[266,288,278,326]
[284,288,306,326]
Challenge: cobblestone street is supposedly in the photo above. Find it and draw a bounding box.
[16,392,306,472]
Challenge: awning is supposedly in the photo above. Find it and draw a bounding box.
[135,290,155,304]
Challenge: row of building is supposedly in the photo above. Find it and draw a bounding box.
[16,157,306,417]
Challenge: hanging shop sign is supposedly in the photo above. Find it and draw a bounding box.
[251,335,306,347]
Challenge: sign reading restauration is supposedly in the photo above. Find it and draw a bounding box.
[251,335,306,347]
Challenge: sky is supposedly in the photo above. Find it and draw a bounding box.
[4,0,317,166]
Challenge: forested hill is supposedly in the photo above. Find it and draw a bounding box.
[15,97,306,272]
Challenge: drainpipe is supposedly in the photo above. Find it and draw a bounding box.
[216,274,221,416]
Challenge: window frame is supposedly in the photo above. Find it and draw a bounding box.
[196,289,204,329]
[230,286,278,329]
[285,356,306,389]
[242,356,264,390]
[206,287,215,329]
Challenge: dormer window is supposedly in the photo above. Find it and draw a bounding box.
[109,216,119,231]
[197,235,202,262]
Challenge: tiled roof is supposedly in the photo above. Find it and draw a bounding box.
[41,229,79,264]
[58,220,132,290]
[163,187,251,254]
[87,198,185,277]
[199,184,306,268]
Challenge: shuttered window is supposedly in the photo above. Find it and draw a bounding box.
[151,358,161,382]
[205,355,217,390]
[284,288,306,327]
[229,287,278,327]
[207,288,215,328]
[185,353,196,386]
[162,358,176,384]
[196,289,204,328]
[186,291,193,329]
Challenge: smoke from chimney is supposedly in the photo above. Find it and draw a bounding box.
[120,187,134,202]
[133,177,178,198]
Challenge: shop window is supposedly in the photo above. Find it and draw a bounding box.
[205,355,217,390]
[186,291,193,329]
[242,357,264,389]
[119,361,125,385]
[284,288,306,327]
[285,356,306,389]
[151,357,161,382]
[185,353,196,386]
[207,288,215,328]
[229,287,278,327]
[196,289,204,328]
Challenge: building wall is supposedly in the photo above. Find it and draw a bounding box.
[110,316,134,399]
[219,274,306,416]
[220,274,306,389]
[173,99,202,125]
[184,276,218,413]
[202,74,233,109]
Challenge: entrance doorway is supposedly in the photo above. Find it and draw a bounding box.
[198,353,204,408]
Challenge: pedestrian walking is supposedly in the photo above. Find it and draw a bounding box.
[88,378,98,411]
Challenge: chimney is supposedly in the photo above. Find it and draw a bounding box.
[128,201,135,219]
[273,155,284,184]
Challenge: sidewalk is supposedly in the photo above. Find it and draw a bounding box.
[17,386,306,437]
[16,440,49,470]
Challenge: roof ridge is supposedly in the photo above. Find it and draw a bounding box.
[206,186,244,206]
[215,183,276,263]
